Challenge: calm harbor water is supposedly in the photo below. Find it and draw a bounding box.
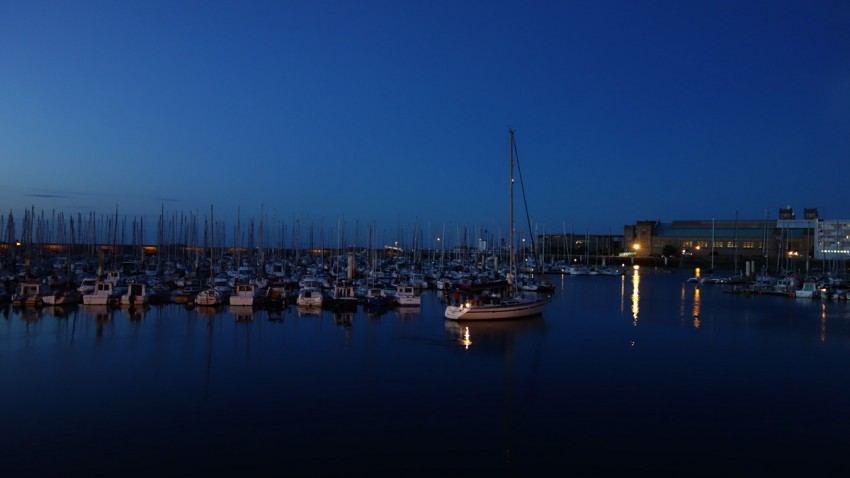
[3,270,850,475]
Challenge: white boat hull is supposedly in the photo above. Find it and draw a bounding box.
[194,289,222,306]
[445,297,550,321]
[396,296,421,306]
[229,284,257,306]
[229,295,254,306]
[296,288,323,308]
[83,295,110,305]
[120,295,149,306]
[42,290,80,306]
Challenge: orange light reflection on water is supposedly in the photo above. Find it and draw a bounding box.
[631,269,640,326]
[692,287,701,328]
[461,326,472,349]
[620,274,626,316]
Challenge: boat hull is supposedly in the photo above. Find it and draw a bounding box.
[83,294,112,305]
[445,297,550,321]
[120,296,149,306]
[229,296,254,306]
[194,289,222,306]
[42,290,81,306]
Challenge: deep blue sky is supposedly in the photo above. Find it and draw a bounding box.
[1,0,849,246]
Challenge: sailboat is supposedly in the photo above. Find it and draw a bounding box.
[445,130,551,321]
[195,205,223,307]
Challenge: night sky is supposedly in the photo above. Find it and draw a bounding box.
[1,0,848,246]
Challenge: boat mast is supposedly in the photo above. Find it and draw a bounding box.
[210,204,214,278]
[733,211,739,275]
[509,129,515,285]
[763,209,769,275]
[711,218,714,274]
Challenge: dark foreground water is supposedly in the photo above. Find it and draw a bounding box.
[3,270,850,476]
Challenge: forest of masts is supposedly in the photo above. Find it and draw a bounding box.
[0,206,599,272]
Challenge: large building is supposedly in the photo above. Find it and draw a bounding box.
[624,207,849,273]
[817,219,850,261]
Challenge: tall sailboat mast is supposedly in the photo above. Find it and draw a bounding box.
[711,218,714,274]
[509,129,515,283]
[210,204,214,276]
[444,128,550,321]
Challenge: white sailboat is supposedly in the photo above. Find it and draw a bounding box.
[445,130,551,321]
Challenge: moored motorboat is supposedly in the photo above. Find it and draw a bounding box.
[296,286,323,308]
[393,284,421,306]
[42,287,81,306]
[795,281,820,299]
[230,283,258,307]
[11,280,46,307]
[77,276,98,295]
[82,280,119,306]
[327,280,358,310]
[121,282,152,307]
[365,286,390,307]
[194,288,223,306]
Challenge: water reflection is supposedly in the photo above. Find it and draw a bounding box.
[447,321,472,349]
[44,304,77,318]
[364,305,388,320]
[267,308,285,322]
[620,274,626,316]
[296,305,321,317]
[194,304,223,318]
[230,305,255,322]
[444,317,546,353]
[82,304,112,322]
[631,269,640,326]
[333,311,354,328]
[15,306,43,322]
[81,304,113,337]
[396,306,421,320]
[121,304,148,322]
[692,287,701,329]
[678,282,702,329]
